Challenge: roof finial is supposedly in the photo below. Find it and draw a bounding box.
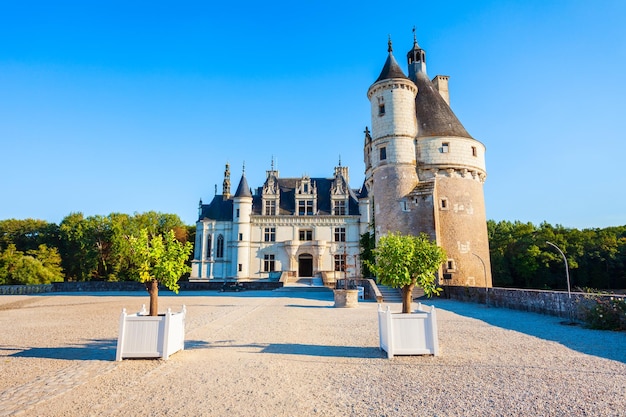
[338,155,342,166]
[413,26,417,43]
[242,161,246,175]
[387,35,393,53]
[271,155,275,171]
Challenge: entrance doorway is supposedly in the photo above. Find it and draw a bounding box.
[298,254,313,277]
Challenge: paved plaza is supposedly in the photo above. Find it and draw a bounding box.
[0,289,625,416]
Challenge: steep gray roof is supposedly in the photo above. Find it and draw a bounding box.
[411,71,472,139]
[198,196,233,221]
[234,175,252,198]
[375,51,408,82]
[252,177,360,216]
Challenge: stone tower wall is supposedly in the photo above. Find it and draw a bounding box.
[434,173,492,287]
[367,80,418,142]
[367,78,420,240]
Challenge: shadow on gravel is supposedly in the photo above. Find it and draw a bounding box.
[204,341,384,359]
[260,343,385,358]
[6,338,117,361]
[427,299,626,364]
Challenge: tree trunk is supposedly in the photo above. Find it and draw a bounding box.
[401,283,415,314]
[146,279,159,316]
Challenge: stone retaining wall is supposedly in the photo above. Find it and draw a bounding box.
[0,280,283,295]
[444,286,625,321]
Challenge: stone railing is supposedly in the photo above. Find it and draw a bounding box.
[443,285,626,321]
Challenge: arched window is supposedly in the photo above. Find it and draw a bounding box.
[216,234,224,258]
[206,235,212,258]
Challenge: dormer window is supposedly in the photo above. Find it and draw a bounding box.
[264,200,276,215]
[298,200,314,215]
[295,176,317,215]
[333,200,346,215]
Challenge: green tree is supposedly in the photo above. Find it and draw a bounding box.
[0,218,59,252]
[366,232,446,313]
[127,228,192,316]
[0,244,63,285]
[359,231,376,278]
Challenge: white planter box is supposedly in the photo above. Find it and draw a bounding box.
[116,305,186,361]
[378,303,439,358]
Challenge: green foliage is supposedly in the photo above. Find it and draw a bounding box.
[365,232,446,297]
[488,220,626,290]
[359,231,375,277]
[0,219,59,252]
[0,244,64,285]
[127,229,192,293]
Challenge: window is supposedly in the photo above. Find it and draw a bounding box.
[264,200,276,215]
[239,233,243,241]
[447,259,456,271]
[334,254,346,272]
[378,103,385,116]
[298,200,314,215]
[442,142,449,153]
[472,146,477,157]
[238,264,242,272]
[334,227,346,242]
[440,198,449,210]
[299,229,313,241]
[263,254,275,272]
[401,200,409,212]
[236,208,240,218]
[333,200,346,215]
[264,227,276,242]
[206,235,212,258]
[379,147,387,161]
[216,234,224,258]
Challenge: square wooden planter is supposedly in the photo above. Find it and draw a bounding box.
[116,305,186,361]
[378,303,439,358]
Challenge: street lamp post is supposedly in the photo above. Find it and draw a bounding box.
[472,253,489,307]
[546,241,573,323]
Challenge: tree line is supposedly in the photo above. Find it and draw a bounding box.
[0,212,194,285]
[1,215,625,290]
[488,220,626,291]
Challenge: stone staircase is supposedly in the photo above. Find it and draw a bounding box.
[376,285,426,303]
[377,284,402,303]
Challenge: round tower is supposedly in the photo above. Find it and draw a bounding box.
[232,171,252,279]
[365,39,419,240]
[406,35,492,288]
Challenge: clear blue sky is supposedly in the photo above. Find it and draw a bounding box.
[1,1,625,229]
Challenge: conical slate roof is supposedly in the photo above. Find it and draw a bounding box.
[234,174,252,198]
[412,71,472,139]
[375,40,408,82]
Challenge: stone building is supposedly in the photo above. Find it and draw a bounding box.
[190,162,368,282]
[190,35,492,287]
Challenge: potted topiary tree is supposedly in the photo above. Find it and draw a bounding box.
[116,228,193,361]
[366,232,446,357]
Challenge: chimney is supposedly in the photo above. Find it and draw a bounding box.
[432,75,450,106]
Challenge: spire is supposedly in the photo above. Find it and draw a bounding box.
[375,36,408,82]
[407,26,427,79]
[222,163,231,200]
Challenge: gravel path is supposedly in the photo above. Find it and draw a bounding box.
[0,290,624,416]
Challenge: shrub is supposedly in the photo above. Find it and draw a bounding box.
[578,290,626,331]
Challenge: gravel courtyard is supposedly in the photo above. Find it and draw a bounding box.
[0,289,624,417]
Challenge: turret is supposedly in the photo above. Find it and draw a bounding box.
[366,38,419,240]
[232,169,252,279]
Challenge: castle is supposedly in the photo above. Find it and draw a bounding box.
[190,35,492,288]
